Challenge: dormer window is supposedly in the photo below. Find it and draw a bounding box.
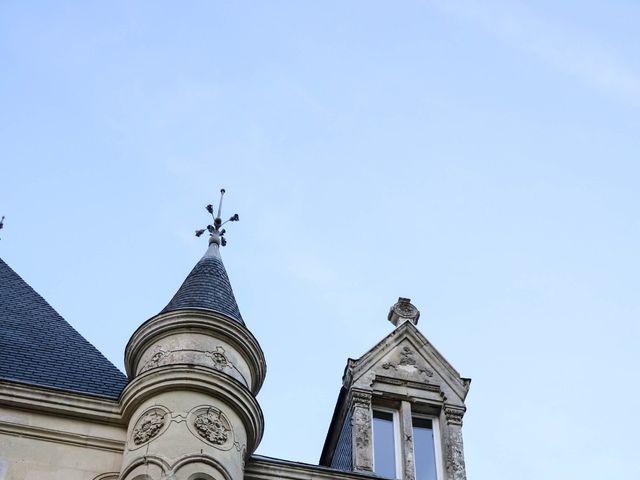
[371,407,442,480]
[319,299,469,480]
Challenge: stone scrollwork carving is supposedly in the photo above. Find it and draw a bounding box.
[204,345,230,371]
[187,405,234,450]
[381,346,434,379]
[132,407,167,446]
[141,349,169,372]
[195,410,230,444]
[139,345,248,386]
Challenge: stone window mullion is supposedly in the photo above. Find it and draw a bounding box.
[399,400,416,480]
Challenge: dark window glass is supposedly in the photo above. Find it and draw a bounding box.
[413,417,437,480]
[373,411,396,478]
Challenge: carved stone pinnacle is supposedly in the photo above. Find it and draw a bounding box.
[388,297,420,326]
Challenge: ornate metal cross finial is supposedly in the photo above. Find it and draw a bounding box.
[195,189,239,247]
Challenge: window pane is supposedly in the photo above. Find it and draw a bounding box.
[373,411,396,478]
[413,418,437,480]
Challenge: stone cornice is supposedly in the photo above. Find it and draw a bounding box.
[120,364,264,454]
[125,309,266,394]
[247,456,382,480]
[0,380,123,425]
[0,419,125,453]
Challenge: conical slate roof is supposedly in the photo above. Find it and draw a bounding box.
[161,243,244,324]
[0,258,128,399]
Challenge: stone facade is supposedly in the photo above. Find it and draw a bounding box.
[0,249,470,480]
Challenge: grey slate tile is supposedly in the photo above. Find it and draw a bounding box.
[0,258,128,399]
[161,250,243,324]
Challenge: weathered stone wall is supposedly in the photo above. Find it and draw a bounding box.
[0,404,125,480]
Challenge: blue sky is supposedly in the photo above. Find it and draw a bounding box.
[1,1,639,479]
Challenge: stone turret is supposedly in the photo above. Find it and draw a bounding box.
[118,194,265,480]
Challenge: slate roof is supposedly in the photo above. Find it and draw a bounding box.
[161,244,244,324]
[0,257,128,399]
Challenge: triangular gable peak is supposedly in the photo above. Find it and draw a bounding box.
[321,299,471,479]
[345,321,470,406]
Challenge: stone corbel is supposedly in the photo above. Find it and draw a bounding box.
[443,405,465,427]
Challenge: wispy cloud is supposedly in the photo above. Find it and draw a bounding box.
[430,0,640,105]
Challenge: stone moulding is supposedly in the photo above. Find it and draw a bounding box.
[373,374,442,393]
[139,344,249,387]
[245,455,385,480]
[91,473,119,480]
[119,364,264,454]
[120,452,235,480]
[0,419,125,453]
[0,381,123,425]
[124,309,266,394]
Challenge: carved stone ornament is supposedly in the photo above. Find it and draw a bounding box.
[446,429,467,480]
[140,349,169,372]
[352,401,373,471]
[444,406,465,426]
[381,346,434,379]
[190,406,233,448]
[139,345,250,388]
[353,408,371,448]
[205,345,229,371]
[388,297,420,326]
[351,390,372,408]
[132,408,167,445]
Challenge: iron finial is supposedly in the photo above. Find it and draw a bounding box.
[195,189,239,247]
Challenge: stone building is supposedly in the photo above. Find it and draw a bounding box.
[0,207,471,480]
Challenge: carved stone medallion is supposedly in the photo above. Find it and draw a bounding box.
[204,346,229,371]
[132,407,167,446]
[188,406,234,449]
[388,297,420,326]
